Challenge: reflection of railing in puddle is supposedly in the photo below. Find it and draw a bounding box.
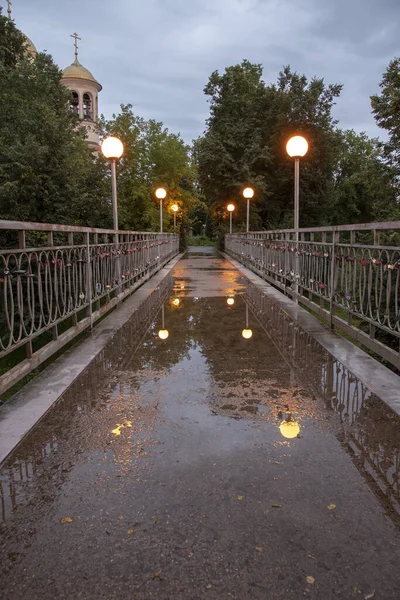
[0,276,174,525]
[244,281,400,523]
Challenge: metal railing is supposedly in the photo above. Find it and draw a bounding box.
[0,220,179,395]
[226,221,400,370]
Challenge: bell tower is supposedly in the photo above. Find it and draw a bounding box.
[61,33,102,150]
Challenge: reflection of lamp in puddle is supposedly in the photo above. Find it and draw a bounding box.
[158,305,169,340]
[242,304,253,339]
[279,417,300,439]
[172,298,180,307]
[227,297,235,306]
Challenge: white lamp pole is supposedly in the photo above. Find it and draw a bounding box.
[286,136,308,235]
[171,204,179,232]
[101,136,124,231]
[242,187,254,233]
[155,188,167,233]
[227,203,235,234]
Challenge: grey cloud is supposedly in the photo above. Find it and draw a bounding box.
[13,0,399,143]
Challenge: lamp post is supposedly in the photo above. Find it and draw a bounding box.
[155,187,167,233]
[286,136,308,233]
[101,137,124,231]
[227,203,235,234]
[171,203,179,232]
[242,187,254,233]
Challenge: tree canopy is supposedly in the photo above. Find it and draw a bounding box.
[0,12,110,227]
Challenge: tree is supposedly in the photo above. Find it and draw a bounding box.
[0,11,110,228]
[195,61,343,233]
[329,130,400,224]
[100,104,198,235]
[371,57,400,172]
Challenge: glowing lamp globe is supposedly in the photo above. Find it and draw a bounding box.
[286,136,308,158]
[279,419,300,439]
[171,204,179,213]
[227,204,235,212]
[172,298,180,307]
[101,137,124,159]
[243,187,254,199]
[155,187,167,199]
[242,328,253,339]
[227,297,235,306]
[158,329,169,340]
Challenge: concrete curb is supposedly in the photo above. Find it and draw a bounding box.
[0,254,183,466]
[221,251,400,417]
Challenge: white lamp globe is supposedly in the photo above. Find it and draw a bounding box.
[243,187,254,199]
[155,188,167,199]
[286,136,308,158]
[227,204,235,212]
[101,137,124,159]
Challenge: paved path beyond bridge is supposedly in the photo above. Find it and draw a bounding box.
[1,247,400,599]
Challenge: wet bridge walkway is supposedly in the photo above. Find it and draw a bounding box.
[1,247,400,599]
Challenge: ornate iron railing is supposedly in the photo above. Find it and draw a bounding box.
[226,222,400,369]
[0,220,179,395]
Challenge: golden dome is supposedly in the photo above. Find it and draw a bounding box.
[23,35,37,57]
[62,59,102,90]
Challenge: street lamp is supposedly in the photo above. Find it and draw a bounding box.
[171,203,179,232]
[101,136,124,231]
[227,203,235,234]
[242,187,254,233]
[155,187,167,233]
[242,304,253,339]
[286,136,308,232]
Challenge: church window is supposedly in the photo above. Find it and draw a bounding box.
[70,91,79,115]
[83,93,93,121]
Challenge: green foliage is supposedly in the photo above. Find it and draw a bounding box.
[329,130,400,224]
[195,61,343,233]
[0,13,111,227]
[371,57,400,171]
[100,104,198,232]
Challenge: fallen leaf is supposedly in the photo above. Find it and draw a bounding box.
[201,514,207,519]
[118,515,124,520]
[271,504,281,508]
[127,529,134,535]
[153,516,158,524]
[237,496,244,501]
[255,547,265,552]
[189,551,194,558]
[153,570,162,580]
[308,553,316,560]
[60,517,72,524]
[306,576,316,585]
[365,592,375,599]
[327,504,336,510]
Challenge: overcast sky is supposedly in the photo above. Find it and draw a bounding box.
[10,0,399,144]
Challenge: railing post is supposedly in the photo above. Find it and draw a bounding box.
[329,231,339,329]
[84,232,93,328]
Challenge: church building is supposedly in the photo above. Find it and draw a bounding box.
[7,1,102,150]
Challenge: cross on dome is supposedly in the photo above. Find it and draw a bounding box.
[6,0,12,19]
[70,32,81,62]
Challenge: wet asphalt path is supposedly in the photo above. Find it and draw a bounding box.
[1,247,400,599]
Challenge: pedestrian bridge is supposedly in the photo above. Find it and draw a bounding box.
[1,220,400,599]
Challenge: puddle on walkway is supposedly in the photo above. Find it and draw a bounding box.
[1,249,400,599]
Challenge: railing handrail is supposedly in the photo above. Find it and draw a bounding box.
[0,219,176,236]
[227,221,400,235]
